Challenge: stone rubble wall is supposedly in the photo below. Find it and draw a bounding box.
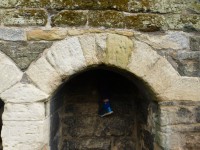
[0,0,199,150]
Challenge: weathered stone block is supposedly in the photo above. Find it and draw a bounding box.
[106,34,133,68]
[27,29,68,41]
[62,138,111,150]
[177,59,200,77]
[2,121,45,149]
[0,27,26,41]
[0,0,17,8]
[129,0,150,12]
[136,31,189,50]
[125,14,165,32]
[50,0,128,11]
[26,56,62,94]
[109,0,129,11]
[3,102,45,121]
[184,132,200,150]
[46,37,86,77]
[177,51,200,60]
[88,10,124,28]
[65,102,99,115]
[0,41,52,70]
[51,10,87,27]
[0,83,48,103]
[15,0,50,8]
[63,116,97,137]
[3,9,47,26]
[94,116,134,136]
[111,137,135,150]
[149,0,200,14]
[128,39,161,78]
[79,34,99,65]
[196,106,200,123]
[190,36,200,51]
[0,51,23,94]
[158,106,197,126]
[165,14,200,31]
[159,77,200,101]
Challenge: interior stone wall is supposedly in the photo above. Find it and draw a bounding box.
[0,1,199,149]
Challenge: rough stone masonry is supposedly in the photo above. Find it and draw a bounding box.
[0,0,199,150]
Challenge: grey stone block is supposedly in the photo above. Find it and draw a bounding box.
[190,36,200,51]
[0,28,26,41]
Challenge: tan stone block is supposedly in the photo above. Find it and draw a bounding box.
[26,56,62,94]
[143,57,179,96]
[0,51,23,94]
[0,83,48,103]
[27,29,68,41]
[136,31,189,50]
[158,77,200,101]
[128,39,161,78]
[106,34,133,68]
[79,34,99,65]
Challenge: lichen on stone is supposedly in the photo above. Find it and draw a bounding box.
[125,14,165,32]
[51,10,87,27]
[88,10,124,28]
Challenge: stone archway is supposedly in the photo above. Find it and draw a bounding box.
[49,65,161,150]
[0,33,199,149]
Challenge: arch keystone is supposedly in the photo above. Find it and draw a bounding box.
[105,34,133,68]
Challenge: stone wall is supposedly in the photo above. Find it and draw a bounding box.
[0,0,199,150]
[0,0,199,76]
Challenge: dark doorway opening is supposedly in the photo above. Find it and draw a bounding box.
[50,66,158,150]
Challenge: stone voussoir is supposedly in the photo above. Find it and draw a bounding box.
[27,29,68,41]
[0,82,49,103]
[106,33,133,68]
[127,39,161,78]
[143,57,180,96]
[26,56,62,95]
[46,36,86,78]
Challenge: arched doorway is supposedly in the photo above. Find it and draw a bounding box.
[50,65,159,150]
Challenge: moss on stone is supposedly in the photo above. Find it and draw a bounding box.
[51,10,87,27]
[129,0,150,12]
[165,14,200,31]
[15,0,50,8]
[88,10,124,28]
[3,9,47,26]
[109,0,129,11]
[125,14,165,32]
